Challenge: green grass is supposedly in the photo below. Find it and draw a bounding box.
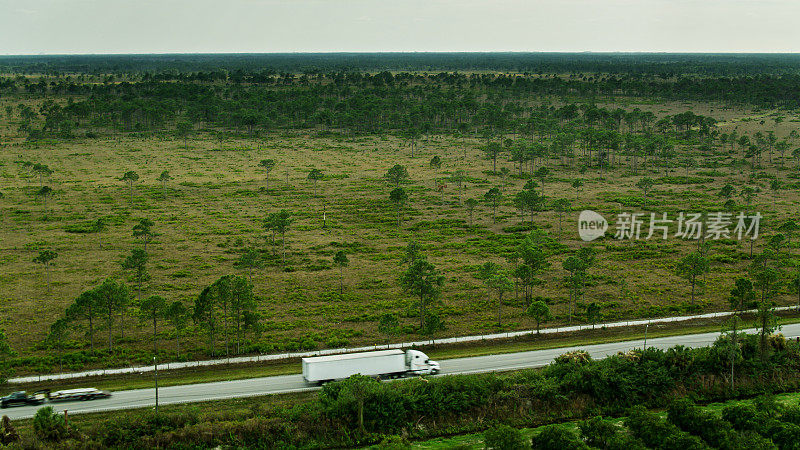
[2,94,800,381]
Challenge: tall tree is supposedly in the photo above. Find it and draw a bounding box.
[225,275,256,355]
[194,285,218,356]
[406,128,421,158]
[487,272,514,327]
[465,198,479,226]
[636,177,655,208]
[165,301,188,356]
[377,313,400,344]
[46,318,68,371]
[728,277,755,390]
[92,217,107,249]
[572,179,584,199]
[585,302,601,328]
[133,218,155,252]
[120,171,139,205]
[36,186,53,211]
[65,289,99,351]
[175,121,193,148]
[483,142,502,173]
[676,252,709,304]
[527,299,552,334]
[563,256,586,324]
[32,163,53,187]
[33,249,57,293]
[516,236,550,304]
[266,210,294,266]
[402,241,421,266]
[385,164,409,187]
[333,251,349,295]
[751,259,779,361]
[121,248,149,302]
[259,159,276,190]
[429,155,441,171]
[196,275,255,356]
[484,187,502,223]
[477,261,500,303]
[551,198,571,232]
[451,169,466,204]
[389,187,408,227]
[157,171,173,198]
[791,272,800,309]
[534,167,550,194]
[236,247,262,281]
[139,295,166,354]
[307,168,324,196]
[399,258,445,333]
[95,279,129,352]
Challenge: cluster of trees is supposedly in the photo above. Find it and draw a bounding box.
[47,219,190,359]
[7,53,800,77]
[4,63,776,147]
[8,55,800,369]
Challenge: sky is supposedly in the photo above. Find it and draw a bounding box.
[1,0,799,54]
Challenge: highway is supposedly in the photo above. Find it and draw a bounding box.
[5,323,800,420]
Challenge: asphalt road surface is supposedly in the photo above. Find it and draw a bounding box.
[6,323,800,420]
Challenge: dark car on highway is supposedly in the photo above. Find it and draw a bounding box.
[0,391,45,408]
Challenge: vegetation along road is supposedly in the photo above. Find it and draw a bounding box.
[6,323,799,420]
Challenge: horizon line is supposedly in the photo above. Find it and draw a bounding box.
[4,51,800,57]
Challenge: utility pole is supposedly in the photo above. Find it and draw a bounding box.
[643,323,649,350]
[154,356,159,416]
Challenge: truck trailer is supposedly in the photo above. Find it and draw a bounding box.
[302,349,440,383]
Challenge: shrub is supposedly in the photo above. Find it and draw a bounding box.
[660,432,710,450]
[32,407,69,442]
[766,421,800,450]
[625,406,682,448]
[530,424,587,450]
[0,416,19,445]
[376,435,412,449]
[723,404,765,432]
[483,424,528,450]
[579,416,646,450]
[667,398,750,449]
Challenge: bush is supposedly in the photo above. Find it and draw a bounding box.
[625,407,682,448]
[723,404,764,432]
[579,416,646,450]
[530,424,587,450]
[376,435,412,449]
[32,407,69,442]
[667,398,733,448]
[483,424,528,450]
[763,420,800,450]
[660,432,710,450]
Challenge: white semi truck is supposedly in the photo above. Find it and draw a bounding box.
[302,349,440,384]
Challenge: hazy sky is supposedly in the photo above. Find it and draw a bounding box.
[1,0,799,54]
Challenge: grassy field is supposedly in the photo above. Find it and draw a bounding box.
[1,92,800,369]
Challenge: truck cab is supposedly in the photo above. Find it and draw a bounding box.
[406,350,441,375]
[0,391,45,408]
